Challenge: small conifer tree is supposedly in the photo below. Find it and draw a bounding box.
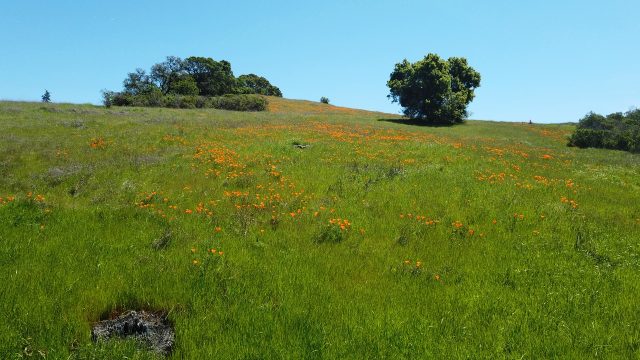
[41,90,51,103]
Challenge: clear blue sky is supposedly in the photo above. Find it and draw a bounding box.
[1,0,638,123]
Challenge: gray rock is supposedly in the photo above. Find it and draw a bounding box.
[91,310,174,355]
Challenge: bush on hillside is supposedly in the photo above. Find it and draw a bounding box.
[109,92,134,106]
[236,74,282,97]
[102,55,281,111]
[163,94,199,109]
[101,90,114,108]
[169,76,200,96]
[320,97,330,104]
[568,109,640,152]
[103,93,267,112]
[207,94,268,111]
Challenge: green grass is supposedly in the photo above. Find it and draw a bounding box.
[1,100,639,359]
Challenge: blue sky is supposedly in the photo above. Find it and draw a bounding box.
[1,0,638,123]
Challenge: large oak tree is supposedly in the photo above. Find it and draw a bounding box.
[387,54,480,124]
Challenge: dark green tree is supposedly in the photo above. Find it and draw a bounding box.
[168,76,200,96]
[123,69,158,95]
[101,90,114,108]
[184,57,236,96]
[103,55,282,111]
[150,56,185,94]
[387,54,481,124]
[236,74,282,97]
[41,90,51,103]
[568,109,640,152]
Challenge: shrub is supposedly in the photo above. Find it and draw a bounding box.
[110,92,134,106]
[195,96,207,109]
[162,94,181,108]
[569,129,606,149]
[320,97,330,104]
[236,74,282,97]
[101,90,114,108]
[134,88,164,107]
[169,76,200,96]
[207,94,268,112]
[102,93,268,112]
[568,109,640,153]
[316,225,344,243]
[179,96,198,109]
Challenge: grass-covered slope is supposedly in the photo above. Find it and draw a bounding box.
[1,100,639,358]
[266,96,391,116]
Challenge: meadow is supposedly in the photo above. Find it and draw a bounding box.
[0,98,639,359]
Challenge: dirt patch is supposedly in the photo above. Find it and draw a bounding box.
[91,310,174,355]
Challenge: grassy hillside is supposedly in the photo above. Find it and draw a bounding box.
[1,100,639,359]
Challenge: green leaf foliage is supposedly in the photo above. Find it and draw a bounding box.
[169,76,200,96]
[236,74,282,97]
[150,56,185,94]
[387,54,481,124]
[108,93,267,111]
[568,109,640,153]
[183,56,236,97]
[103,56,281,110]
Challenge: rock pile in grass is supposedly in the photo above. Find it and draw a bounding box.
[91,310,174,355]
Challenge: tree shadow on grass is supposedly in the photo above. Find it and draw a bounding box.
[377,118,456,128]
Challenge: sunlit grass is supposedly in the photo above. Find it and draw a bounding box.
[1,100,639,358]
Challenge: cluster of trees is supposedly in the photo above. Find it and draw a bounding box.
[103,56,281,111]
[568,109,640,152]
[387,54,481,124]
